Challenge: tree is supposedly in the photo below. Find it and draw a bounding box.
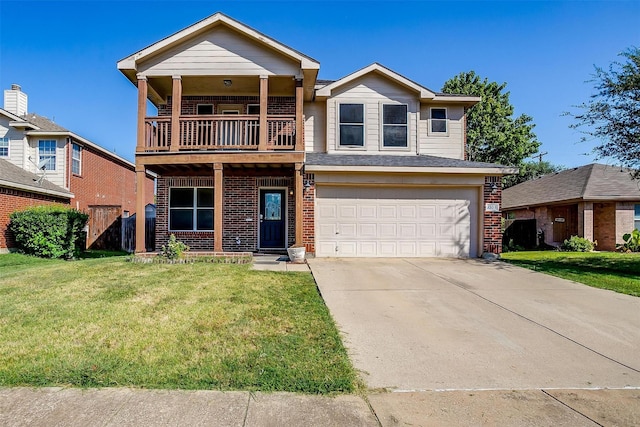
[568,47,640,172]
[442,71,540,166]
[502,161,564,188]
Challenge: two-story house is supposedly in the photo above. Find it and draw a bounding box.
[118,13,513,258]
[0,85,155,251]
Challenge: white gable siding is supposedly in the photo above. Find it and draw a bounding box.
[418,104,465,159]
[138,26,301,77]
[26,137,66,188]
[326,74,418,155]
[0,117,28,169]
[303,101,325,152]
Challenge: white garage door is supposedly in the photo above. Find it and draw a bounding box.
[315,186,478,258]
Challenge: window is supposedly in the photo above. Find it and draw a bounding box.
[382,104,408,147]
[71,143,82,175]
[339,104,364,147]
[197,104,213,115]
[169,188,214,231]
[430,108,448,134]
[0,137,8,157]
[247,104,260,115]
[635,204,640,231]
[38,140,56,170]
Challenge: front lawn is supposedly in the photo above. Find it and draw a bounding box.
[0,254,357,393]
[501,251,640,297]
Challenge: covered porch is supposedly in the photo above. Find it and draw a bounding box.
[134,152,306,253]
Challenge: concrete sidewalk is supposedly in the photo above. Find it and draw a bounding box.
[251,254,310,272]
[2,387,639,426]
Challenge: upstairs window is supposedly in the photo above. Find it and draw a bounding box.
[71,143,82,175]
[197,104,213,115]
[635,204,640,231]
[169,187,214,231]
[339,104,364,147]
[430,108,448,134]
[382,104,408,147]
[38,140,56,170]
[0,137,8,157]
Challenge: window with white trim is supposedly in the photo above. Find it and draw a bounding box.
[38,140,56,170]
[430,108,448,134]
[71,143,82,175]
[0,137,8,157]
[635,204,640,231]
[382,104,408,147]
[339,104,364,147]
[169,187,214,231]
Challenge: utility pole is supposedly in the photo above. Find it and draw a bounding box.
[531,151,548,163]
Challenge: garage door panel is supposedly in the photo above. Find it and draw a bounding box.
[359,223,377,237]
[315,185,478,258]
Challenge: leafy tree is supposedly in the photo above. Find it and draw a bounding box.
[567,47,640,172]
[503,161,564,188]
[442,71,540,166]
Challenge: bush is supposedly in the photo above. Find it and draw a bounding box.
[160,234,189,260]
[561,235,595,252]
[617,229,640,252]
[9,206,89,259]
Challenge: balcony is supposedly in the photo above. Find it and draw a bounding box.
[143,115,297,152]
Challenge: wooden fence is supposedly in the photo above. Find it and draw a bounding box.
[121,216,156,253]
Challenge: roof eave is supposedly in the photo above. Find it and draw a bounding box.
[306,165,517,175]
[0,179,73,199]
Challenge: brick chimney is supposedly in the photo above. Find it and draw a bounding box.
[4,84,28,116]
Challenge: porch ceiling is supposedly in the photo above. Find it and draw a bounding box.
[147,75,297,103]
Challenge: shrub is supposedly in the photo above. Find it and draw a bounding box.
[617,229,640,253]
[160,234,189,260]
[561,235,595,252]
[9,206,89,259]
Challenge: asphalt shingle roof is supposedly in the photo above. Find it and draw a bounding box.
[502,163,640,210]
[305,153,505,169]
[0,159,72,197]
[21,113,68,132]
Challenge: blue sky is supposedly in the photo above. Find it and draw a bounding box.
[1,1,638,166]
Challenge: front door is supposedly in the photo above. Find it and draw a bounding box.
[260,189,286,249]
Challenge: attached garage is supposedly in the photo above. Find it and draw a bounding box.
[305,153,514,258]
[315,185,478,257]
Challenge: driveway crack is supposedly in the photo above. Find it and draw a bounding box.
[541,389,605,426]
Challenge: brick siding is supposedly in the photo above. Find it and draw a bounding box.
[483,176,502,254]
[0,187,69,250]
[155,173,298,252]
[159,96,296,116]
[68,144,154,214]
[302,173,315,253]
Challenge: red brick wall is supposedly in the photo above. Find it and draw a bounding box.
[159,96,296,116]
[483,176,502,254]
[0,187,69,250]
[302,173,315,253]
[593,202,616,251]
[155,173,296,252]
[68,144,154,215]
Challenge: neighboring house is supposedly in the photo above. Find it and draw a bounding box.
[117,12,514,258]
[502,163,640,251]
[0,158,73,250]
[0,85,155,251]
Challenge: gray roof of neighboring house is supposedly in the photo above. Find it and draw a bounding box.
[0,159,73,198]
[21,113,69,132]
[305,153,506,169]
[503,163,640,210]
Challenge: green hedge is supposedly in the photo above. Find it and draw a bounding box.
[9,206,89,259]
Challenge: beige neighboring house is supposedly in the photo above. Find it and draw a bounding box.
[118,12,515,258]
[502,163,640,250]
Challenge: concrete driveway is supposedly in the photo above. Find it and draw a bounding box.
[308,258,640,391]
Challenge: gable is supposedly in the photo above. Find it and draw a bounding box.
[138,26,302,77]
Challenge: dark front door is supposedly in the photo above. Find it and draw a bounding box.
[260,189,286,249]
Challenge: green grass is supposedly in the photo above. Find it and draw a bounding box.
[501,251,640,297]
[0,253,358,393]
